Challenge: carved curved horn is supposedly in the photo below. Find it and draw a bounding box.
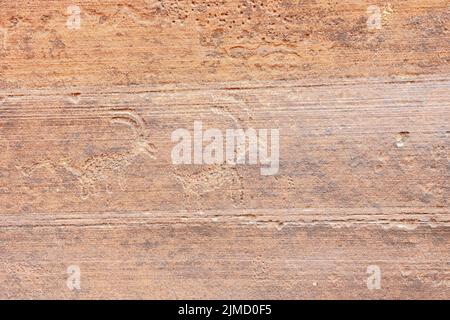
[111,110,147,138]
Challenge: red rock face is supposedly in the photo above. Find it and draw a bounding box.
[0,0,449,299]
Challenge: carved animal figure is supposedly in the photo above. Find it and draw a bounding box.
[18,110,157,199]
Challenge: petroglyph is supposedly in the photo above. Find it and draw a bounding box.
[17,110,157,199]
[64,110,156,198]
[173,93,250,206]
[173,164,244,207]
[210,93,253,127]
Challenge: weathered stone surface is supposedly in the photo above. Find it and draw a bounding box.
[0,0,449,299]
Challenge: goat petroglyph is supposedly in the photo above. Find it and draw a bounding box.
[172,93,251,205]
[173,164,245,207]
[64,110,156,198]
[17,110,157,199]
